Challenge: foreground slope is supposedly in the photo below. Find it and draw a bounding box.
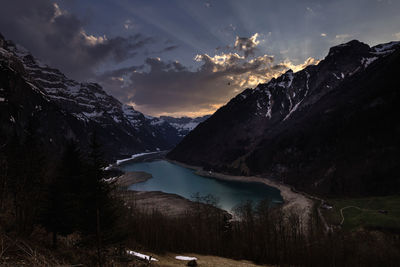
[168,40,400,196]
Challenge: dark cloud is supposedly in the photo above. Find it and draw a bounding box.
[216,32,260,58]
[97,50,317,117]
[161,45,179,52]
[234,33,260,58]
[0,0,152,80]
[0,0,320,117]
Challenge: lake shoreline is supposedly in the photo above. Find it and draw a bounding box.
[167,159,314,225]
[111,153,231,218]
[114,171,153,189]
[111,152,314,225]
[117,190,231,218]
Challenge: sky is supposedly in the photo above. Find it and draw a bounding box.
[1,0,399,117]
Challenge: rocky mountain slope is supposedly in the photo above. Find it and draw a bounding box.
[0,33,195,161]
[168,40,400,196]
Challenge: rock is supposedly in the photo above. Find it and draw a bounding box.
[187,259,197,266]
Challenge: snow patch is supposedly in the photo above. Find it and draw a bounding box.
[26,81,46,96]
[361,57,378,68]
[332,73,340,80]
[94,92,106,99]
[116,151,159,165]
[305,72,310,96]
[283,100,302,121]
[265,90,272,119]
[349,66,361,76]
[256,100,262,110]
[286,92,293,113]
[73,113,89,122]
[175,256,198,261]
[278,70,294,88]
[373,41,400,53]
[13,44,30,58]
[34,77,62,85]
[112,116,121,123]
[170,121,199,131]
[103,176,118,183]
[126,250,158,261]
[150,118,165,126]
[0,47,12,57]
[82,111,103,118]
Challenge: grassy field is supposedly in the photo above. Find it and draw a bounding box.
[143,252,271,267]
[322,195,400,231]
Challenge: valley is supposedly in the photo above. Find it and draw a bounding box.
[1,2,400,265]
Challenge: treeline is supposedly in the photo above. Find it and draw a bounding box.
[0,126,127,265]
[125,198,400,267]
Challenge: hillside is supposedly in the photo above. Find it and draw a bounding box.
[0,33,198,161]
[168,40,400,196]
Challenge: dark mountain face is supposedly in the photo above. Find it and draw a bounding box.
[0,34,183,161]
[168,40,400,196]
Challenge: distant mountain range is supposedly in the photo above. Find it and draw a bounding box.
[168,40,400,196]
[160,115,211,137]
[0,33,207,161]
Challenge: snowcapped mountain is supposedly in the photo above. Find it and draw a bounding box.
[159,115,211,137]
[141,115,210,138]
[168,40,400,196]
[0,33,187,160]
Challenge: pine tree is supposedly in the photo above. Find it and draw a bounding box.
[81,132,117,266]
[6,122,46,235]
[39,140,84,248]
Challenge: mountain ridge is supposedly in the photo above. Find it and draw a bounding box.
[168,39,400,196]
[0,33,202,160]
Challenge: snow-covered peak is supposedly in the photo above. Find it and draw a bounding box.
[160,115,210,136]
[122,104,141,117]
[372,41,400,53]
[242,39,400,124]
[149,117,166,126]
[278,70,294,88]
[170,121,198,131]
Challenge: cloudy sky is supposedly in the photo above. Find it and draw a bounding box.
[1,0,399,117]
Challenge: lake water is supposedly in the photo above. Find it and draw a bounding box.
[120,160,283,212]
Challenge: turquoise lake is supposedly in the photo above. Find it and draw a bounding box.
[120,160,283,212]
